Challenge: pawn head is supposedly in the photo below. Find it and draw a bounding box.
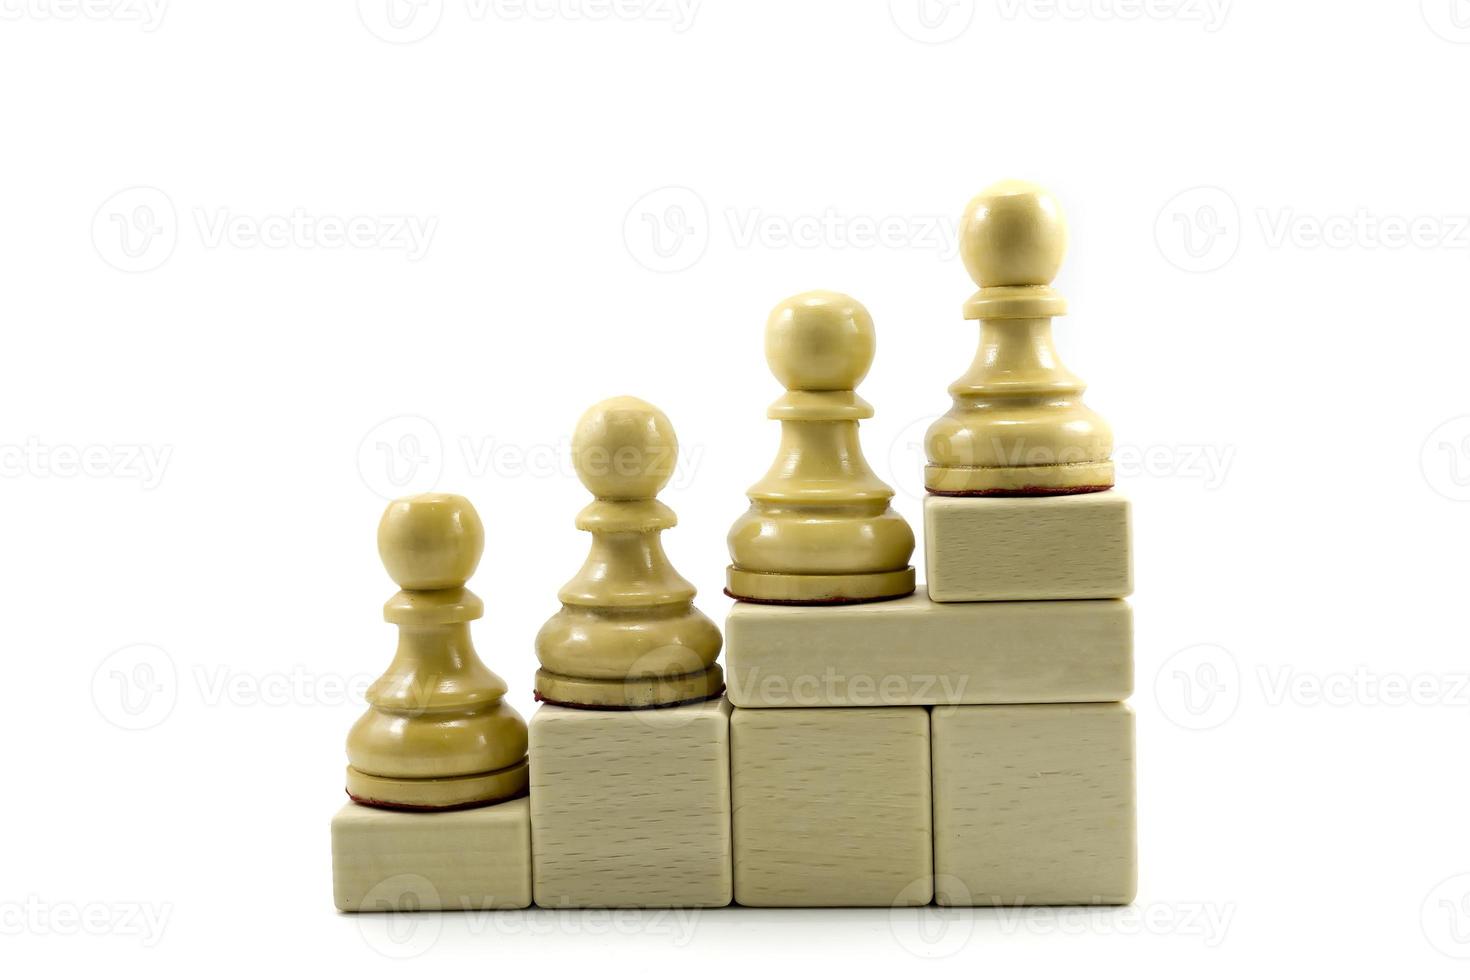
[960,179,1068,288]
[765,290,876,392]
[378,492,485,590]
[572,396,678,500]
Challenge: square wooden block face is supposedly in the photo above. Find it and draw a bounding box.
[731,707,933,907]
[924,490,1133,601]
[529,698,732,908]
[331,797,532,911]
[725,594,1132,707]
[931,703,1136,906]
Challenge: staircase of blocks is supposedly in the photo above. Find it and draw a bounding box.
[330,180,1138,912]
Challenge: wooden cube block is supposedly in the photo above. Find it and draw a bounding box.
[725,594,1131,707]
[529,698,731,908]
[924,490,1132,601]
[931,703,1136,906]
[732,707,932,907]
[331,797,531,911]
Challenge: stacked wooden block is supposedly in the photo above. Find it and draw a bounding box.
[725,493,1136,907]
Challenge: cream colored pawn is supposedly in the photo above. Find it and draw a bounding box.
[727,291,915,604]
[926,180,1114,495]
[535,396,723,708]
[345,493,529,810]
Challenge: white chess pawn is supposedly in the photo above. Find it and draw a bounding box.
[926,179,1113,495]
[535,396,724,708]
[726,290,915,604]
[346,493,529,810]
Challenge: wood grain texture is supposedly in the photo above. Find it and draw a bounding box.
[331,797,531,911]
[529,699,732,908]
[725,594,1132,707]
[731,707,932,907]
[924,490,1132,601]
[931,703,1136,906]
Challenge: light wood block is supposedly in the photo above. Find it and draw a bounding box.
[931,703,1136,906]
[529,698,731,908]
[725,594,1131,707]
[331,797,532,911]
[731,707,932,907]
[924,490,1132,601]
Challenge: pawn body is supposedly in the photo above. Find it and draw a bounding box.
[535,398,723,708]
[926,180,1113,495]
[346,493,528,810]
[727,291,915,604]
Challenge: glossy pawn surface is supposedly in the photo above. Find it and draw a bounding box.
[345,493,529,810]
[535,396,723,708]
[925,179,1114,496]
[726,291,915,604]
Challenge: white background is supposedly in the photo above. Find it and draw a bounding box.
[3,0,1468,974]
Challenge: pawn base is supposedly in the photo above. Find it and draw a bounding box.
[925,461,1114,496]
[725,565,915,605]
[534,664,724,709]
[345,758,529,811]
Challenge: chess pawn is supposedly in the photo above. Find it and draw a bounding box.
[925,179,1114,495]
[726,291,916,604]
[346,493,528,810]
[535,396,724,708]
